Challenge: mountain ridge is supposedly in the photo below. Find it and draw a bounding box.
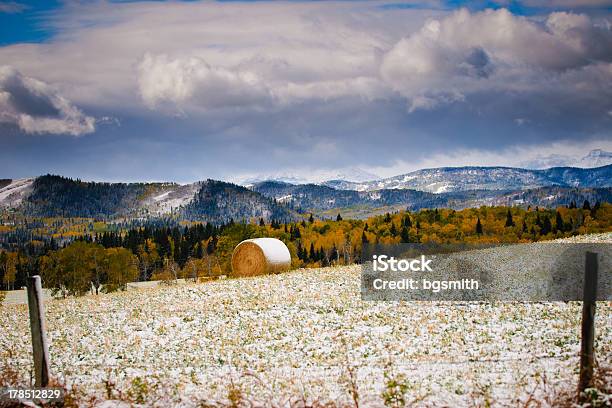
[1,163,610,221]
[322,164,612,193]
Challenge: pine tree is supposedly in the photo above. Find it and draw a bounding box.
[296,242,304,261]
[555,211,564,233]
[541,215,552,235]
[583,200,591,210]
[476,217,483,235]
[403,215,412,228]
[505,209,514,227]
[361,231,368,244]
[330,245,338,264]
[336,213,343,221]
[308,213,314,223]
[400,226,410,243]
[390,223,398,236]
[259,218,265,227]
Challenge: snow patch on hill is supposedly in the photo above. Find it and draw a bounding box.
[141,182,201,215]
[0,178,34,208]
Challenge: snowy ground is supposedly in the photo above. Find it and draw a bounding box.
[1,238,611,407]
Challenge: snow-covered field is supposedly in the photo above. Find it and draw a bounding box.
[2,272,611,406]
[1,238,611,407]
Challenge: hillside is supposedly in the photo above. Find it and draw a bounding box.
[21,175,154,218]
[4,176,294,222]
[183,179,295,223]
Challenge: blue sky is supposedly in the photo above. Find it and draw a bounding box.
[0,0,611,183]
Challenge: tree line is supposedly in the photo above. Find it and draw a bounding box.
[0,201,610,295]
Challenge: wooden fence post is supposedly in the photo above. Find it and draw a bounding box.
[578,251,598,398]
[26,275,50,387]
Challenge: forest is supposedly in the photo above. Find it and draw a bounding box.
[0,201,610,295]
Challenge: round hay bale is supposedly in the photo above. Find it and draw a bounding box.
[231,238,291,277]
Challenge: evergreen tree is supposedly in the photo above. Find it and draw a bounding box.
[336,213,343,221]
[583,200,591,210]
[390,223,398,236]
[361,231,369,244]
[476,217,483,235]
[330,245,338,264]
[592,201,601,216]
[541,215,552,235]
[308,213,314,223]
[400,226,410,243]
[403,215,412,228]
[505,209,514,227]
[555,211,564,233]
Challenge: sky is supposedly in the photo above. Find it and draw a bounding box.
[0,0,611,183]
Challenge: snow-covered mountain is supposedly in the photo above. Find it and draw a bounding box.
[522,149,612,169]
[237,167,379,185]
[322,165,612,193]
[2,162,610,220]
[241,150,612,189]
[576,149,612,168]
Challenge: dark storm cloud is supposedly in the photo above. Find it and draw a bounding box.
[0,66,95,136]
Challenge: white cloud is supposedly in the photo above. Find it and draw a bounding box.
[6,3,608,118]
[138,54,273,112]
[0,66,95,136]
[137,51,389,113]
[0,1,402,112]
[380,8,612,111]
